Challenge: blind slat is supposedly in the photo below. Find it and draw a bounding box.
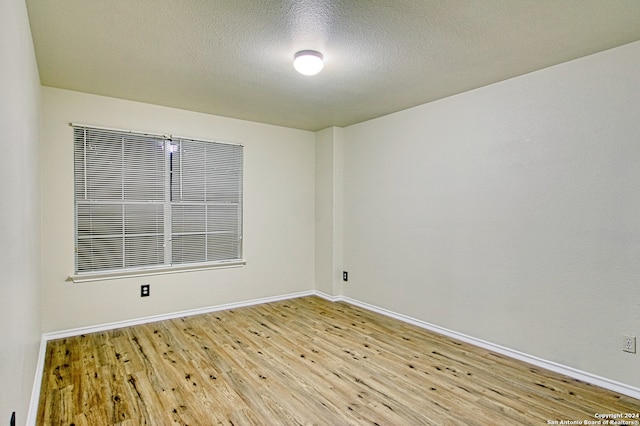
[73,126,243,274]
[169,138,243,266]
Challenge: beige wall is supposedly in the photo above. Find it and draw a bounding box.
[40,88,316,332]
[314,128,335,295]
[0,0,42,422]
[342,41,640,388]
[314,127,344,296]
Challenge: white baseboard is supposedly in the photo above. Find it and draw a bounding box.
[334,294,640,401]
[313,290,341,302]
[28,290,640,425]
[26,335,49,426]
[42,290,318,341]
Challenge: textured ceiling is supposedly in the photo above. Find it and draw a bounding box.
[26,0,640,131]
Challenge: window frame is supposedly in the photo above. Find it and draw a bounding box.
[69,124,245,282]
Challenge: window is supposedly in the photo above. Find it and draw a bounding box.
[73,125,243,276]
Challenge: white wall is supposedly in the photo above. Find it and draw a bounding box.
[343,41,640,388]
[40,88,315,332]
[0,0,42,422]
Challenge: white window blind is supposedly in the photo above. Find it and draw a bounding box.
[73,125,243,275]
[170,138,243,265]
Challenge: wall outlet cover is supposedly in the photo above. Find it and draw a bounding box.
[141,284,150,297]
[623,335,636,353]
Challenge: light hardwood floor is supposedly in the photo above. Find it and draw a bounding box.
[37,296,640,425]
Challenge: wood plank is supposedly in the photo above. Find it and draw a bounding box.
[37,296,640,425]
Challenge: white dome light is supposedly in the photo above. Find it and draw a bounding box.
[293,50,324,76]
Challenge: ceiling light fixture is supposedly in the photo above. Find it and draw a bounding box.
[293,50,324,76]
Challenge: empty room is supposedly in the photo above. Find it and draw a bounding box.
[2,0,640,424]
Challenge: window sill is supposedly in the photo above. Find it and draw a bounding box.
[67,260,246,283]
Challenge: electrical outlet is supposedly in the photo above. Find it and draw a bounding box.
[623,335,636,353]
[343,271,348,282]
[141,284,150,297]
